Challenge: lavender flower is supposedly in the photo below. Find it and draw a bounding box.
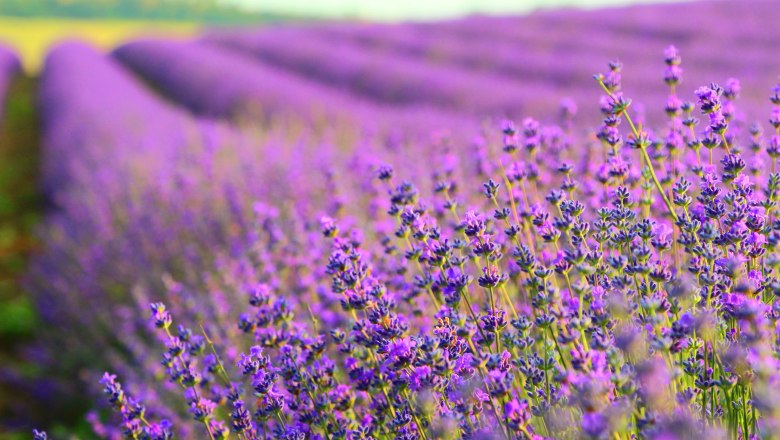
[18,13,780,440]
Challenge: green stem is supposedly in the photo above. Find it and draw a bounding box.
[597,79,679,223]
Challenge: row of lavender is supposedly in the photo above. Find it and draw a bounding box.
[106,0,780,132]
[198,0,780,126]
[25,3,780,439]
[25,40,472,432]
[110,39,475,138]
[199,28,558,119]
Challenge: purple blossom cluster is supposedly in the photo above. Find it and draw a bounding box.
[23,39,461,426]
[17,2,780,439]
[30,40,311,394]
[30,39,780,439]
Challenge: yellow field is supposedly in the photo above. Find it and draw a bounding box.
[0,16,200,73]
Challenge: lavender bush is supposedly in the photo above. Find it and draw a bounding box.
[112,39,368,121]
[201,27,558,118]
[29,40,780,439]
[12,0,780,437]
[193,0,780,128]
[112,39,470,137]
[24,40,461,428]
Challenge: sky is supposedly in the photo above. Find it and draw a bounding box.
[226,0,683,20]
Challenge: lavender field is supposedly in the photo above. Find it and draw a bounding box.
[5,0,780,438]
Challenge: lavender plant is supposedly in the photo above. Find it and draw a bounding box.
[201,27,551,118]
[23,40,463,429]
[112,39,471,138]
[201,0,780,127]
[29,45,780,440]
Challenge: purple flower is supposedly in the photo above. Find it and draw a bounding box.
[504,397,530,429]
[100,372,124,406]
[664,45,681,65]
[581,412,609,439]
[724,78,741,99]
[695,84,722,114]
[150,302,172,329]
[384,337,417,370]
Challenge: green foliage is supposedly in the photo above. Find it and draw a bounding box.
[0,75,46,433]
[0,0,287,23]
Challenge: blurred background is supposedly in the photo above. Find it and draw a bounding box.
[1,0,778,438]
[0,0,681,71]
